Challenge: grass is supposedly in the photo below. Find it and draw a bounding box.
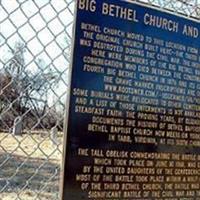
[0,132,64,200]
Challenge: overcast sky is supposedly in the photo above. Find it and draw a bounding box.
[0,0,198,108]
[0,0,75,108]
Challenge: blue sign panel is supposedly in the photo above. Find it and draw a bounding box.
[62,0,200,199]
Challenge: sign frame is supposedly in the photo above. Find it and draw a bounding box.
[61,0,200,199]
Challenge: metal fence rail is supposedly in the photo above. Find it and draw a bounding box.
[0,0,199,199]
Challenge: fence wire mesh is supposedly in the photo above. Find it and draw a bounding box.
[0,0,74,199]
[0,0,200,200]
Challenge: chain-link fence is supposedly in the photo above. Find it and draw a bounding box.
[0,0,200,200]
[0,0,74,199]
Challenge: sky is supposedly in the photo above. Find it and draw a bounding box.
[126,0,200,18]
[0,0,199,109]
[0,0,75,109]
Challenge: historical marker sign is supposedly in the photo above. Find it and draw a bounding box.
[62,0,200,199]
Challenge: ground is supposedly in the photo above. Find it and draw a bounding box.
[0,132,63,200]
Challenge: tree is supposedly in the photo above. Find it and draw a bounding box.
[0,41,59,130]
